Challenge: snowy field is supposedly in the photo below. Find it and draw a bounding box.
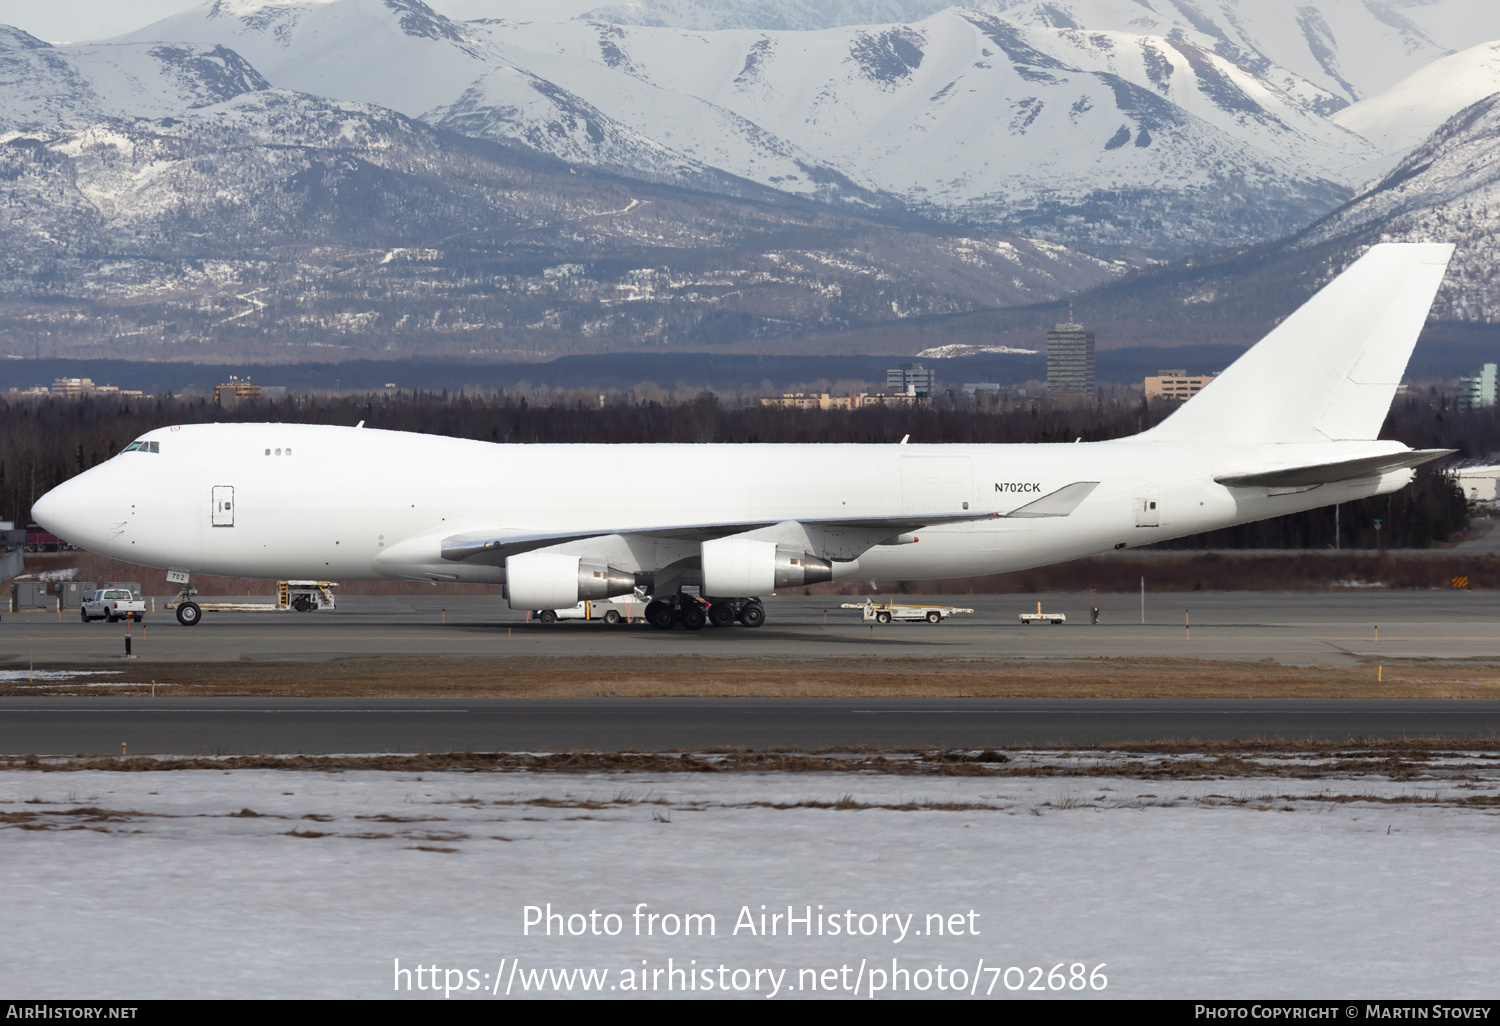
[2,756,1499,1000]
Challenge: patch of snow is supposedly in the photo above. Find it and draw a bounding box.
[2,766,1498,997]
[916,343,1038,358]
[0,669,120,681]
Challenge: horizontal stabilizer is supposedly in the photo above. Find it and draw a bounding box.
[1214,449,1453,488]
[1004,481,1100,518]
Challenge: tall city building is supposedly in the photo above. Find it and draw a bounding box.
[1046,322,1095,394]
[1457,362,1497,411]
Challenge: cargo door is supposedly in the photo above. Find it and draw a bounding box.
[901,456,974,515]
[1135,497,1159,528]
[212,485,235,527]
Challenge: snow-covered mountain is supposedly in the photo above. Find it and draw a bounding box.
[573,0,987,31]
[0,79,1126,359]
[474,10,1375,220]
[1335,40,1500,156]
[117,0,1451,253]
[0,35,268,130]
[954,0,1500,105]
[1027,90,1500,354]
[1299,93,1500,323]
[120,0,892,204]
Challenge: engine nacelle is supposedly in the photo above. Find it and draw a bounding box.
[700,537,832,596]
[505,551,635,610]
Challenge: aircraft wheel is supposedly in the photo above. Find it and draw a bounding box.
[926,611,941,624]
[875,611,891,624]
[175,602,202,627]
[681,604,706,630]
[539,609,558,624]
[603,609,622,625]
[739,603,766,628]
[645,601,674,630]
[707,603,735,628]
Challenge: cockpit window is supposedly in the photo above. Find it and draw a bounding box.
[122,442,141,453]
[125,440,160,454]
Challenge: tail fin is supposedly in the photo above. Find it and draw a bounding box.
[1143,243,1454,444]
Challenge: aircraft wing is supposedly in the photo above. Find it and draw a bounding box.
[441,481,1102,563]
[1214,449,1454,488]
[439,512,999,563]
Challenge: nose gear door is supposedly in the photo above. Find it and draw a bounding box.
[212,485,235,527]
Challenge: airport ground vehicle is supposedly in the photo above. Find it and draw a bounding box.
[1018,607,1066,625]
[533,596,644,625]
[32,245,1459,635]
[842,600,974,624]
[167,580,337,626]
[80,588,145,623]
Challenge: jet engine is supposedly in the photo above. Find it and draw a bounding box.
[505,551,635,610]
[700,537,832,596]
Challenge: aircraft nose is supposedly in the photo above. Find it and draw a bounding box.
[32,473,98,547]
[31,488,57,530]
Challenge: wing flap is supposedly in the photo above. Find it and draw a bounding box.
[1214,449,1453,488]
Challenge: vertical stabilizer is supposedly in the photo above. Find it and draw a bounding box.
[1143,243,1454,444]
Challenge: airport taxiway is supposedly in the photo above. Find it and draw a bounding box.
[1,590,1497,666]
[4,590,1499,753]
[3,697,1500,754]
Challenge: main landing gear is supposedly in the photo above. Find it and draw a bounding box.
[643,595,765,630]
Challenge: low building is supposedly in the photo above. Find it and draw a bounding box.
[1452,463,1500,502]
[50,377,96,397]
[962,382,1027,400]
[22,378,143,399]
[214,376,262,407]
[1145,369,1216,401]
[1457,363,1497,411]
[760,392,924,410]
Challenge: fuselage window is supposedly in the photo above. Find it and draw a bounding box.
[265,449,271,456]
[275,448,282,456]
[284,448,292,456]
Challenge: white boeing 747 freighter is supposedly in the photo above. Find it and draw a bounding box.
[32,244,1456,629]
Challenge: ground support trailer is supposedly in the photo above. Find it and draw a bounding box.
[167,580,337,626]
[1017,601,1066,625]
[842,600,975,625]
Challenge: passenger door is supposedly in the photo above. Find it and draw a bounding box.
[212,485,235,528]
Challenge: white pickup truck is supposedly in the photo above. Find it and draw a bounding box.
[533,596,647,625]
[81,588,145,623]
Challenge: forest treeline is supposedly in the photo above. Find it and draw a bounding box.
[0,390,1479,549]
